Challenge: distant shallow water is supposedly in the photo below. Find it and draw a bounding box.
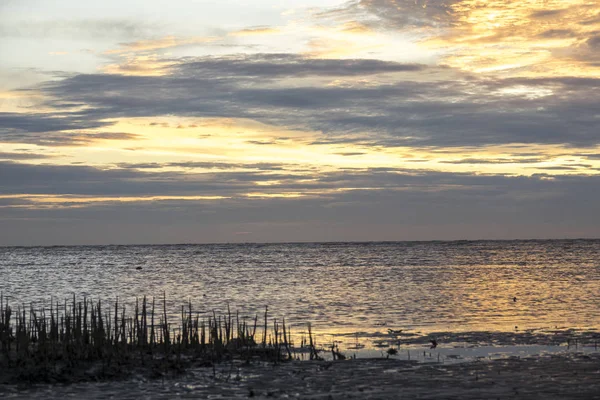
[1,240,599,351]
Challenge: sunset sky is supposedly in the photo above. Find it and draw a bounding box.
[1,0,600,245]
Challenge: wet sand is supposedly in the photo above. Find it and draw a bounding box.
[2,352,599,399]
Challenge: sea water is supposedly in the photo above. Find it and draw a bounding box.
[1,240,599,342]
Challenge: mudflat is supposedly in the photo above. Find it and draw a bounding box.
[2,352,599,399]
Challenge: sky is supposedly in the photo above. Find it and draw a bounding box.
[1,0,600,245]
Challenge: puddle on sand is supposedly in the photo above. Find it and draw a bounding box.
[338,343,600,364]
[309,328,600,364]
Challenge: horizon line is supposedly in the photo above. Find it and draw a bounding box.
[2,237,599,249]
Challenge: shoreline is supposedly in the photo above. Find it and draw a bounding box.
[2,325,598,383]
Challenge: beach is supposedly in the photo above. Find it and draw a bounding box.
[1,241,599,398]
[1,323,599,399]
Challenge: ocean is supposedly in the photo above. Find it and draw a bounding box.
[2,239,599,341]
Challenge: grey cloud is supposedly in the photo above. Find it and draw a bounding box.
[502,77,600,87]
[0,152,57,160]
[0,19,157,40]
[3,169,600,245]
[537,29,577,39]
[440,158,544,164]
[245,140,278,146]
[565,163,593,168]
[326,1,584,35]
[115,162,164,169]
[178,54,425,78]
[532,166,585,171]
[320,0,460,29]
[85,132,140,140]
[0,161,324,197]
[0,159,555,200]
[1,158,596,200]
[0,111,137,146]
[0,161,150,196]
[335,152,366,156]
[0,112,109,133]
[0,112,121,147]
[580,153,600,160]
[116,161,281,170]
[580,14,600,25]
[529,9,568,19]
[33,131,141,147]
[5,162,600,203]
[587,35,600,49]
[0,197,30,207]
[554,33,600,67]
[164,161,289,171]
[27,55,600,149]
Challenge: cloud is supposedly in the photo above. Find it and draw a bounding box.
[100,55,175,76]
[2,157,598,204]
[323,0,600,77]
[537,29,577,39]
[320,0,459,29]
[28,54,600,149]
[587,35,600,49]
[335,152,367,157]
[2,2,600,245]
[0,110,139,146]
[229,26,280,36]
[0,152,58,160]
[120,160,292,172]
[440,158,544,165]
[0,19,157,40]
[0,112,107,133]
[579,13,600,25]
[3,163,600,244]
[529,9,569,19]
[177,53,425,77]
[105,36,216,54]
[0,160,323,197]
[339,21,374,34]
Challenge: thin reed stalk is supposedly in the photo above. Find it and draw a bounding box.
[0,295,298,383]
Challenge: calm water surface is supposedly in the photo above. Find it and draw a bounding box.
[1,240,599,338]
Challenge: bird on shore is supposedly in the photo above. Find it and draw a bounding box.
[513,297,517,302]
[430,339,438,349]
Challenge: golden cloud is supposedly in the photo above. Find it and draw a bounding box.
[304,37,384,58]
[229,26,281,36]
[339,21,374,34]
[0,194,229,209]
[6,114,600,180]
[420,0,600,77]
[105,36,216,54]
[101,55,176,76]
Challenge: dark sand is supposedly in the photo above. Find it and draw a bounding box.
[2,352,599,399]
